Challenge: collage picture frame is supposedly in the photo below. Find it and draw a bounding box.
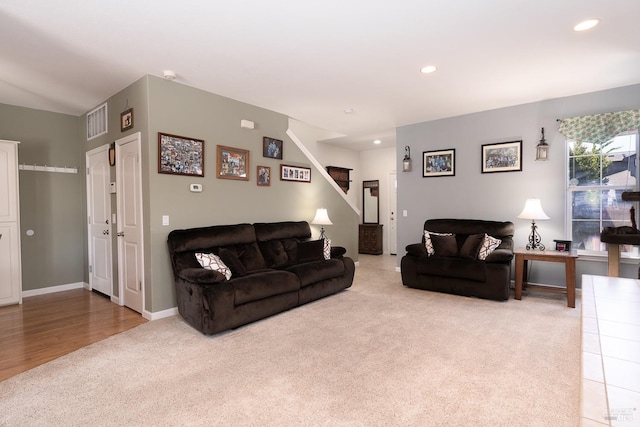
[158,132,204,177]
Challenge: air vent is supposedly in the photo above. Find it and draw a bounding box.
[86,102,108,140]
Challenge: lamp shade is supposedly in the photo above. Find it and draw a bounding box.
[311,208,333,225]
[517,199,550,220]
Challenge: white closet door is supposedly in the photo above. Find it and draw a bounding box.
[0,140,21,306]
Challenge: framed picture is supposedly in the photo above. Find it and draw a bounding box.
[423,149,455,177]
[263,137,283,159]
[257,165,271,186]
[481,140,522,173]
[280,164,311,183]
[217,145,249,180]
[120,108,134,132]
[158,132,204,177]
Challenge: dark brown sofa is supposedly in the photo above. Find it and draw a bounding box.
[167,221,355,335]
[401,219,514,301]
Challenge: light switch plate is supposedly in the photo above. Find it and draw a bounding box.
[162,215,169,226]
[190,183,203,192]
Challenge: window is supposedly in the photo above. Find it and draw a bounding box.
[566,132,639,255]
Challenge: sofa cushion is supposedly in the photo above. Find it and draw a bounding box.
[297,239,325,263]
[424,230,453,255]
[430,234,459,257]
[218,248,248,277]
[195,253,232,280]
[232,270,300,305]
[286,259,345,287]
[460,233,485,259]
[416,257,486,282]
[259,238,298,268]
[478,234,502,260]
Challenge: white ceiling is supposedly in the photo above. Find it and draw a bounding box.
[1,1,639,151]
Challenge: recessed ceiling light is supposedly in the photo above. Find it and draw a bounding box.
[420,65,437,74]
[574,19,599,32]
[373,139,382,145]
[344,108,354,114]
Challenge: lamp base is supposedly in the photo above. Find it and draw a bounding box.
[319,227,327,240]
[526,220,545,251]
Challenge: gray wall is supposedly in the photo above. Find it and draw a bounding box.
[144,76,358,312]
[397,83,640,286]
[0,103,83,291]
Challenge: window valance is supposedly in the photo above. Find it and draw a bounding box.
[558,109,640,144]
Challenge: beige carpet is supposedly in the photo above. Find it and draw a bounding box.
[0,261,580,426]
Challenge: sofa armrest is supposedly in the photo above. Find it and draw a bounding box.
[405,243,427,257]
[330,246,347,258]
[484,248,514,263]
[178,268,226,284]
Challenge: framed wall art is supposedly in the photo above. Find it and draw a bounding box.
[481,140,522,173]
[423,149,455,177]
[263,137,283,160]
[120,108,134,132]
[280,164,311,183]
[158,132,204,177]
[257,165,271,186]
[217,145,249,180]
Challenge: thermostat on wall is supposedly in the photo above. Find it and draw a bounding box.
[190,183,203,193]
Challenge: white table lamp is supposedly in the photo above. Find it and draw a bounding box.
[311,208,333,240]
[517,199,550,250]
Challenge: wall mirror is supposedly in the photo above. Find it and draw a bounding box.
[363,180,380,224]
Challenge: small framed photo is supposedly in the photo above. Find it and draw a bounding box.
[423,149,455,177]
[482,140,522,173]
[217,145,249,180]
[257,165,271,186]
[263,137,283,159]
[280,164,311,183]
[158,132,204,177]
[120,108,134,132]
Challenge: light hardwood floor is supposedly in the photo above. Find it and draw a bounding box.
[0,288,147,382]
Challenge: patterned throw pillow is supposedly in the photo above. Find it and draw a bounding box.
[477,234,502,260]
[323,238,331,260]
[195,253,232,280]
[423,230,453,256]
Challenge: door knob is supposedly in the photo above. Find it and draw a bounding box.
[117,232,124,237]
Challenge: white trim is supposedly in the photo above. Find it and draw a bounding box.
[22,282,86,298]
[143,307,179,321]
[286,128,360,216]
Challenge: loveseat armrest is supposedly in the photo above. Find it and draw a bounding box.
[330,246,347,258]
[178,268,226,284]
[484,248,514,263]
[405,243,427,257]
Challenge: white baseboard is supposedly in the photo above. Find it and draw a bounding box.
[22,282,87,298]
[143,307,179,321]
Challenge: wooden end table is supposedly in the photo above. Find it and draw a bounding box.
[514,247,578,308]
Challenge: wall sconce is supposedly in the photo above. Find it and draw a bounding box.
[403,146,412,172]
[108,142,116,166]
[536,128,549,161]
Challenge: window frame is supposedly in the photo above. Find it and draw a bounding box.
[565,131,640,258]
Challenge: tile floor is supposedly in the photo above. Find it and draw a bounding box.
[581,275,640,427]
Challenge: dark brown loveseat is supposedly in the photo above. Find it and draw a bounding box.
[167,221,355,335]
[401,219,514,301]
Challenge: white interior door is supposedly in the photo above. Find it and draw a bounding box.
[86,146,113,296]
[116,132,144,314]
[388,172,397,255]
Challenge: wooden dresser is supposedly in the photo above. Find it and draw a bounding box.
[359,224,383,255]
